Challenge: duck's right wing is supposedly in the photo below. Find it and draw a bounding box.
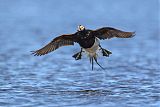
[32,34,76,56]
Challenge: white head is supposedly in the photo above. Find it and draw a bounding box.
[77,25,85,31]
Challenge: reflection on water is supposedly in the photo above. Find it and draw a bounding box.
[0,0,159,107]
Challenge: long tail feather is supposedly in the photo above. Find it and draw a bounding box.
[91,57,94,70]
[93,56,105,70]
[89,57,94,70]
[90,57,92,64]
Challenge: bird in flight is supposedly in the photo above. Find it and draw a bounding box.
[32,25,135,70]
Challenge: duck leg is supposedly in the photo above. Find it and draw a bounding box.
[72,48,83,60]
[99,45,112,57]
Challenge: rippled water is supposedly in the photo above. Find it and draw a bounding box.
[0,0,159,107]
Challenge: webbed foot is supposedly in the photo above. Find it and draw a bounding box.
[101,48,112,57]
[72,52,82,60]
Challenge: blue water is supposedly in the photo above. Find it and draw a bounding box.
[0,0,159,107]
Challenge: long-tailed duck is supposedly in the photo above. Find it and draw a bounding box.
[32,25,135,70]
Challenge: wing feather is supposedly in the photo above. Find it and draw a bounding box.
[93,27,135,40]
[32,34,75,56]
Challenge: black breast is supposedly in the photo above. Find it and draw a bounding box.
[75,30,95,48]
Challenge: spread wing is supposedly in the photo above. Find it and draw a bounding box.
[92,27,135,40]
[32,34,76,56]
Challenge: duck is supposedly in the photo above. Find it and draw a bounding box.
[32,25,135,70]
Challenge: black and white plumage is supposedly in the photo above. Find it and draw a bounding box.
[32,25,135,70]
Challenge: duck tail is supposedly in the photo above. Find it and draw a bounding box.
[89,53,104,70]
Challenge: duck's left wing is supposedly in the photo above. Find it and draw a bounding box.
[92,27,135,40]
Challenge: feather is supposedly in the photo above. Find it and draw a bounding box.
[32,34,76,56]
[92,27,135,40]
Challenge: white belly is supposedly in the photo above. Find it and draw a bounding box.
[84,38,100,56]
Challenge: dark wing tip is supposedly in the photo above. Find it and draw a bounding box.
[30,51,43,56]
[30,51,37,56]
[30,51,35,55]
[130,31,136,38]
[118,31,136,38]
